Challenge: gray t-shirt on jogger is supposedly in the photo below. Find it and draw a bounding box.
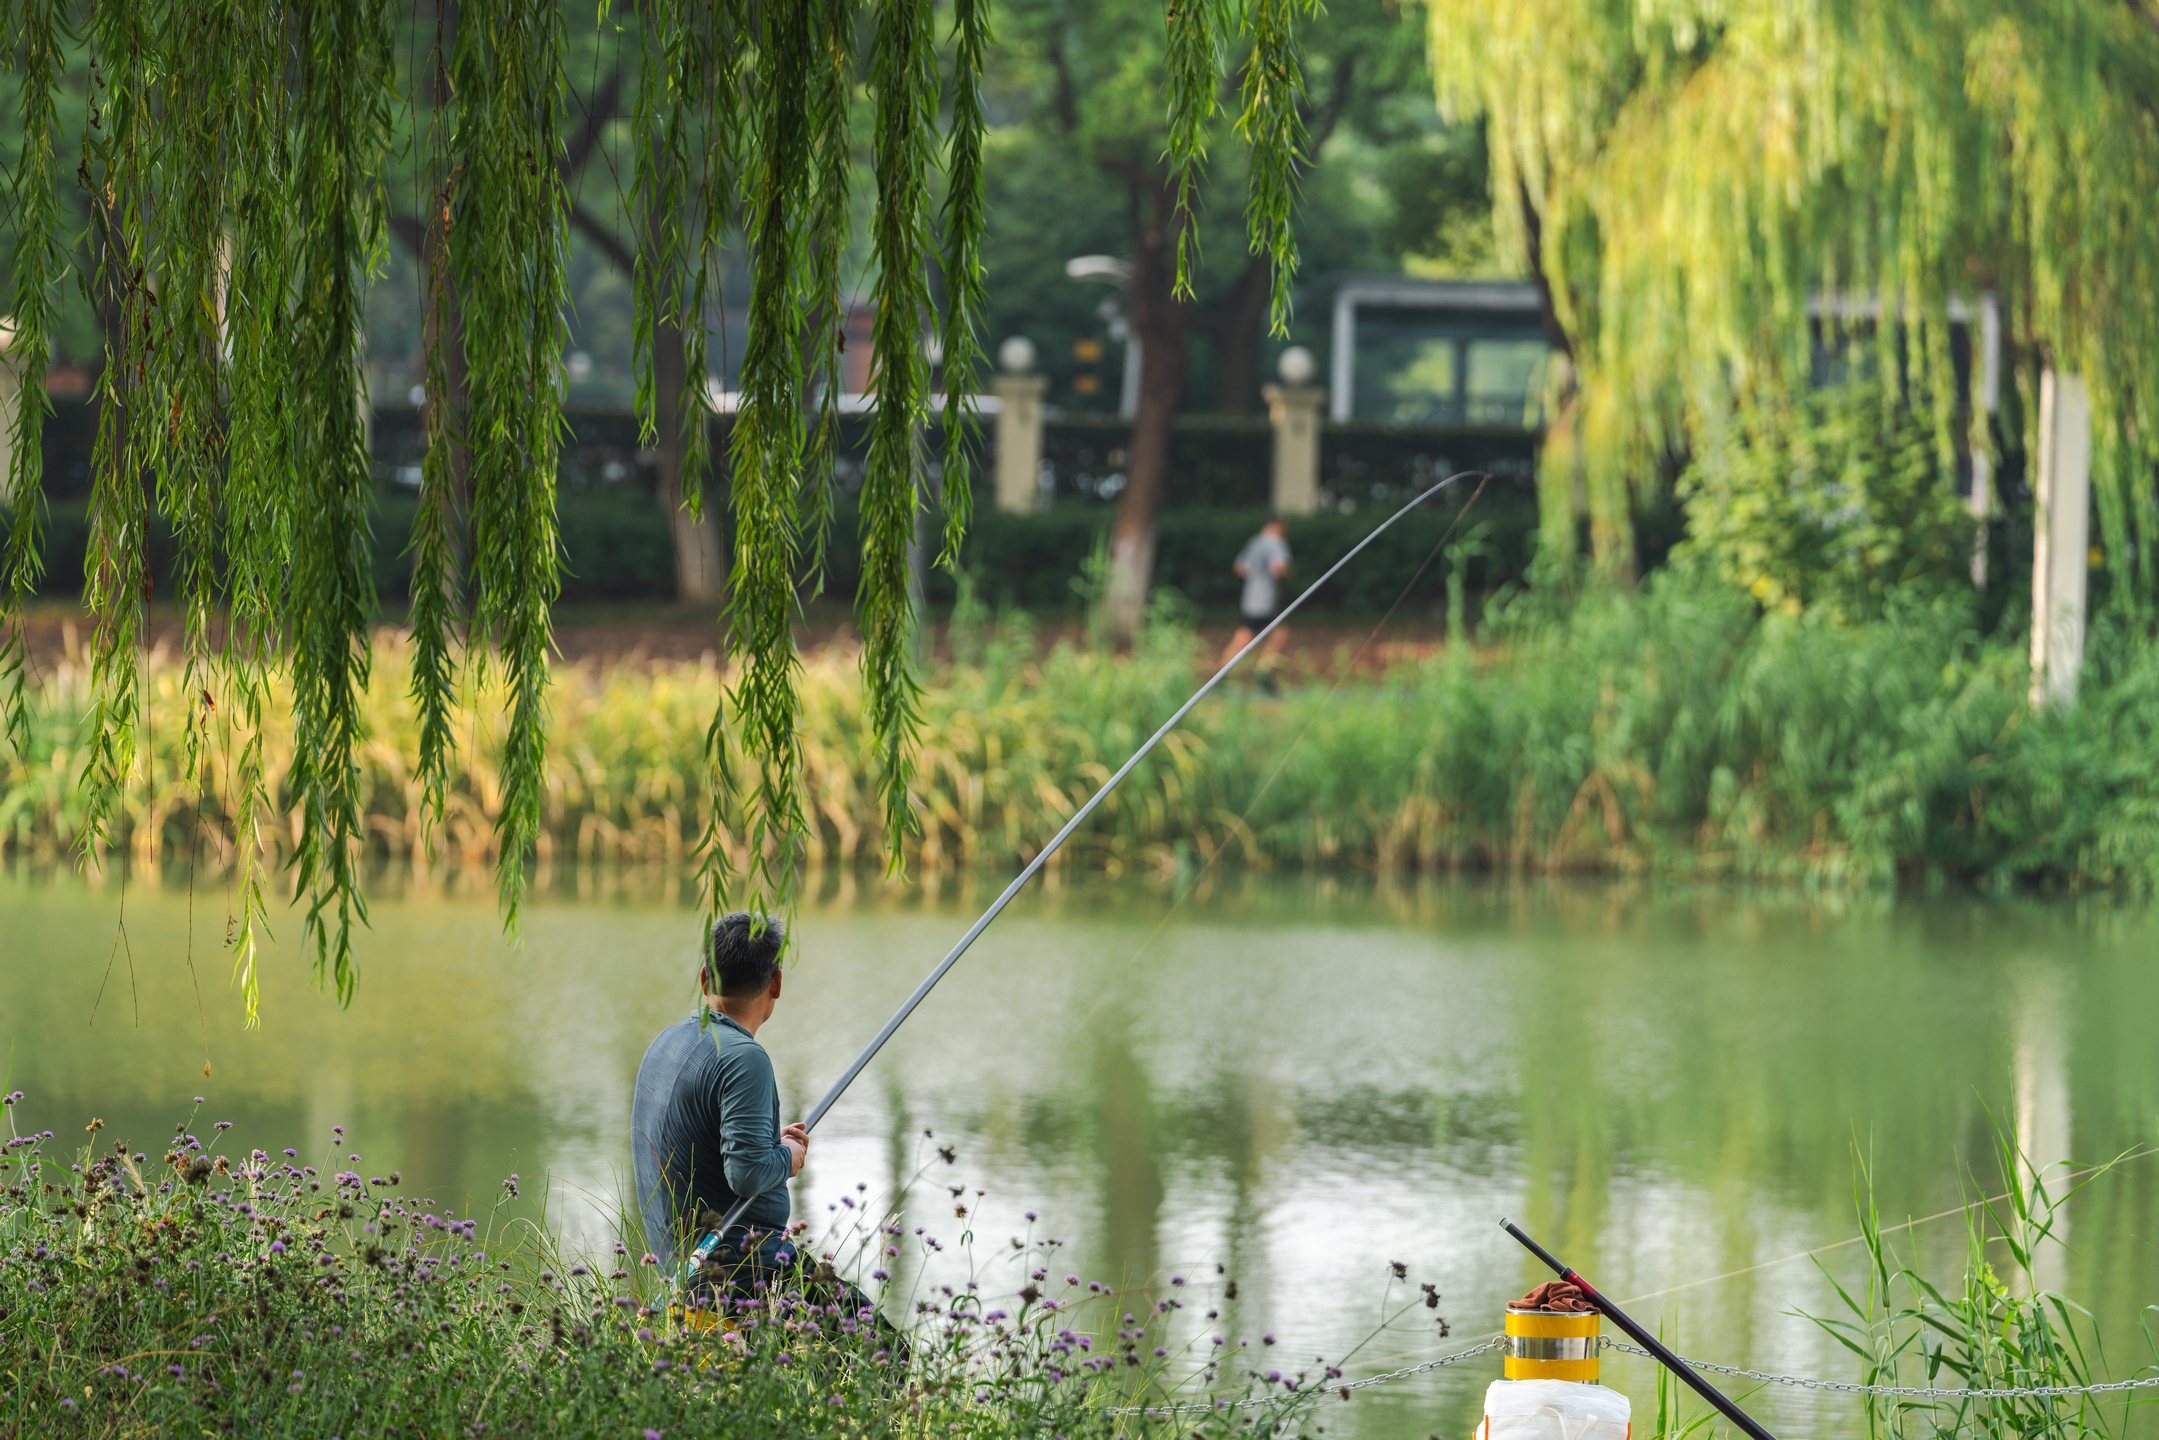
[1236,531,1291,617]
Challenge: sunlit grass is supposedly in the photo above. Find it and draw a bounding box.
[6,570,2159,891]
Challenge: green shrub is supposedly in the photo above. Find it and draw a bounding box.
[1678,380,1976,619]
[10,568,2159,891]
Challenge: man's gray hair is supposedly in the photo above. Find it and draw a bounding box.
[706,912,785,997]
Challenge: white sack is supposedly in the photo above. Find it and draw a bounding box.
[1479,1378,1632,1440]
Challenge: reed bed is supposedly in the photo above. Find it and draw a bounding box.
[5,571,2158,891]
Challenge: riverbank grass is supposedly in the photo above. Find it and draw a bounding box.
[6,568,2159,890]
[0,1096,1315,1439]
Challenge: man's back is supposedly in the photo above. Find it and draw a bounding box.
[630,1011,792,1266]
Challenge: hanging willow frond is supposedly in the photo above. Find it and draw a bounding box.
[935,0,989,568]
[1427,0,2159,590]
[1235,0,1312,338]
[220,1,298,1026]
[726,0,818,915]
[860,0,939,870]
[3,0,1311,1008]
[287,0,394,1002]
[452,0,568,935]
[1164,0,1228,299]
[76,0,154,865]
[798,0,853,600]
[408,3,465,857]
[0,0,67,758]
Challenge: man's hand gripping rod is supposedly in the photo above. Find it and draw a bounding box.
[711,472,1485,1243]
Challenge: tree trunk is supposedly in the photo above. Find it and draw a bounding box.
[1105,171,1190,641]
[1518,177,1603,577]
[1208,255,1271,414]
[653,313,727,604]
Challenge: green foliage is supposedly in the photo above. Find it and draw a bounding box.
[1377,119,1495,274]
[989,0,1426,413]
[0,0,1311,1007]
[0,0,65,758]
[449,0,570,941]
[1810,1126,2147,1440]
[1426,0,2159,590]
[1678,380,1977,620]
[0,1099,1323,1438]
[12,572,2159,891]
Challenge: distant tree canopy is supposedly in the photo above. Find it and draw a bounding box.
[1424,0,2159,592]
[987,0,1443,635]
[0,0,1312,1013]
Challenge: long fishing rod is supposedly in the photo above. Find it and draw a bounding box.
[1502,1219,1780,1440]
[708,470,1485,1244]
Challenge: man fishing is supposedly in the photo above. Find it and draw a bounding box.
[631,911,808,1293]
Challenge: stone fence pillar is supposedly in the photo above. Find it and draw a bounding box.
[1263,346,1324,516]
[991,336,1046,514]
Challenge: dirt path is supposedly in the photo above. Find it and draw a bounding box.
[14,599,1454,679]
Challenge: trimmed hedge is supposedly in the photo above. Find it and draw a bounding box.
[30,480,1616,616]
[28,401,1668,615]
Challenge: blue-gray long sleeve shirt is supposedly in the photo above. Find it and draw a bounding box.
[631,1009,793,1267]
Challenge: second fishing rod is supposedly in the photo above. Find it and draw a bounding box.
[699,469,1488,1247]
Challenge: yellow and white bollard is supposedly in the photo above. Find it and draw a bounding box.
[1503,1304,1600,1382]
[1478,1306,1630,1440]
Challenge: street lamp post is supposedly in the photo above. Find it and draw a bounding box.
[1064,255,1138,419]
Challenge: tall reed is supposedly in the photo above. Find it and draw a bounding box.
[6,569,2159,891]
[1808,1127,2159,1440]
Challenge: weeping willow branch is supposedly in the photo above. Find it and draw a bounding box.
[1,0,67,758]
[2,0,1310,1009]
[936,0,988,568]
[287,0,393,1003]
[408,1,463,858]
[860,0,938,871]
[76,0,153,865]
[1235,0,1311,337]
[220,1,298,1026]
[726,0,816,916]
[1427,0,2159,588]
[452,0,567,937]
[798,0,852,600]
[1163,0,1226,299]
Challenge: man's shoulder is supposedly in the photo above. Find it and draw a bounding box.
[636,1014,710,1083]
[713,1023,774,1076]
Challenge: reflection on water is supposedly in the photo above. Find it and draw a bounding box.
[6,871,2158,1439]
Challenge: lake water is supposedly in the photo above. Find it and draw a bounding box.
[5,870,2157,1438]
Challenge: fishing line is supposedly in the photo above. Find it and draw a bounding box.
[1042,471,1493,1056]
[708,469,1490,1240]
[1612,1142,2159,1308]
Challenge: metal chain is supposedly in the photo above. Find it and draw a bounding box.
[1603,1339,2159,1401]
[1104,1335,1507,1416]
[1103,1330,2159,1420]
